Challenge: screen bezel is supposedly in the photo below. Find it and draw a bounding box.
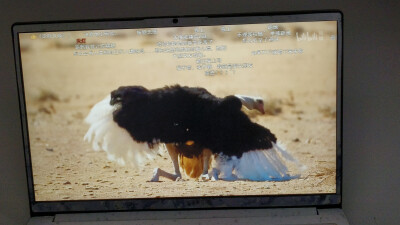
[12,11,343,215]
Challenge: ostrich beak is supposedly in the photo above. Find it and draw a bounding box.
[234,94,266,114]
[256,101,265,114]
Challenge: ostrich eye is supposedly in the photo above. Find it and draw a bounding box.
[256,99,263,104]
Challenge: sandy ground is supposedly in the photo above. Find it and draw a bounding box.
[19,21,338,201]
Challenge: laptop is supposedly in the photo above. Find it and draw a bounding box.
[12,11,348,225]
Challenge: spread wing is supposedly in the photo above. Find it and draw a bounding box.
[84,95,162,167]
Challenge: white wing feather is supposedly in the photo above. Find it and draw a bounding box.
[214,142,305,181]
[84,95,160,167]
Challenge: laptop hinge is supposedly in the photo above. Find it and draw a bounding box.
[54,207,318,222]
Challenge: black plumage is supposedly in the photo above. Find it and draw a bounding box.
[110,85,277,158]
[85,84,304,181]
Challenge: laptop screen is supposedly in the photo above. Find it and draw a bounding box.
[13,12,342,214]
